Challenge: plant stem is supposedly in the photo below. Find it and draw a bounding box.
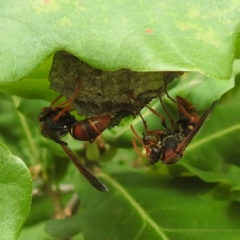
[12,96,39,159]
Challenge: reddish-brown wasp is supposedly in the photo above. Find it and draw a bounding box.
[131,91,217,164]
[38,78,111,192]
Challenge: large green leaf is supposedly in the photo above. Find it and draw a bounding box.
[0,0,240,84]
[45,168,240,240]
[0,144,32,240]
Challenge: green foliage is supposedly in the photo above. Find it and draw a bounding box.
[1,1,240,240]
[45,173,240,240]
[0,144,32,240]
[1,0,240,85]
[1,67,240,239]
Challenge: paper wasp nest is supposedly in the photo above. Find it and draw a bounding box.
[48,51,183,127]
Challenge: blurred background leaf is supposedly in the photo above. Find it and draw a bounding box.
[45,168,240,240]
[0,144,32,240]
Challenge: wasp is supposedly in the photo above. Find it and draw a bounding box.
[131,91,217,164]
[38,78,112,192]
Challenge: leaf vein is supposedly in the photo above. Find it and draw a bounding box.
[98,172,169,240]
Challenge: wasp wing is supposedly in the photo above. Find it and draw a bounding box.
[163,100,217,164]
[179,100,217,149]
[61,144,109,192]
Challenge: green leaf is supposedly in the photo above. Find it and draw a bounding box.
[0,56,56,101]
[20,221,85,240]
[167,70,235,111]
[45,169,240,240]
[86,142,100,161]
[1,0,240,83]
[18,222,52,240]
[0,144,32,240]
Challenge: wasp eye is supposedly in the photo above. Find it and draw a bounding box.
[148,144,161,165]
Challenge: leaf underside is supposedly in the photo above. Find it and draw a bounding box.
[0,0,240,84]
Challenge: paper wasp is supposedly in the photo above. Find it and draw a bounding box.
[38,78,111,192]
[131,91,217,164]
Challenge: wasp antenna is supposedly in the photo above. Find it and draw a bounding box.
[131,137,147,158]
[130,125,144,146]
